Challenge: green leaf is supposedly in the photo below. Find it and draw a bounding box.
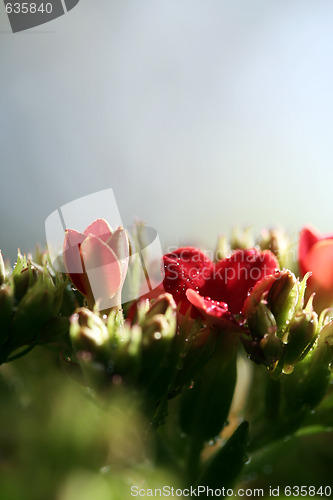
[180,332,238,441]
[195,421,249,489]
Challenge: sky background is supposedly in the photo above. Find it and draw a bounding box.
[1,0,333,261]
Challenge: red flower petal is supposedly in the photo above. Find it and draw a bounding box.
[186,289,242,331]
[84,218,113,243]
[63,229,90,295]
[204,249,280,314]
[163,247,214,314]
[299,227,320,276]
[186,288,225,317]
[302,239,333,290]
[80,234,122,308]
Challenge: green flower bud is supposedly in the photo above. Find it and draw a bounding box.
[10,278,64,351]
[215,234,230,261]
[283,310,318,366]
[247,302,277,340]
[260,331,283,364]
[230,226,254,250]
[0,251,6,286]
[284,320,333,414]
[145,293,176,319]
[70,308,113,388]
[106,308,125,345]
[33,244,47,267]
[13,265,38,302]
[70,308,110,355]
[258,228,294,270]
[142,314,170,341]
[12,251,27,276]
[116,323,142,381]
[139,303,177,387]
[0,284,14,346]
[266,270,298,334]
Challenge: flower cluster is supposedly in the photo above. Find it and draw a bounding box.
[1,220,333,494]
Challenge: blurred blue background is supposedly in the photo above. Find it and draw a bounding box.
[1,0,333,261]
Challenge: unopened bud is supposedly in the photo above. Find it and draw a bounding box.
[247,302,277,340]
[13,266,38,302]
[266,270,298,333]
[139,310,177,386]
[33,245,47,266]
[116,323,142,380]
[145,293,177,319]
[142,315,171,342]
[215,235,230,261]
[260,332,283,364]
[10,279,62,350]
[258,228,293,269]
[141,294,177,344]
[288,320,333,411]
[284,311,318,366]
[230,226,254,250]
[0,284,14,346]
[70,308,110,354]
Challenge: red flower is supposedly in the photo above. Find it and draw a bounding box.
[163,247,280,327]
[63,219,129,310]
[299,226,333,311]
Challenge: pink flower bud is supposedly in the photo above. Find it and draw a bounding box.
[63,219,129,311]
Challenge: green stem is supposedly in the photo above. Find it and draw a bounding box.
[186,436,204,485]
